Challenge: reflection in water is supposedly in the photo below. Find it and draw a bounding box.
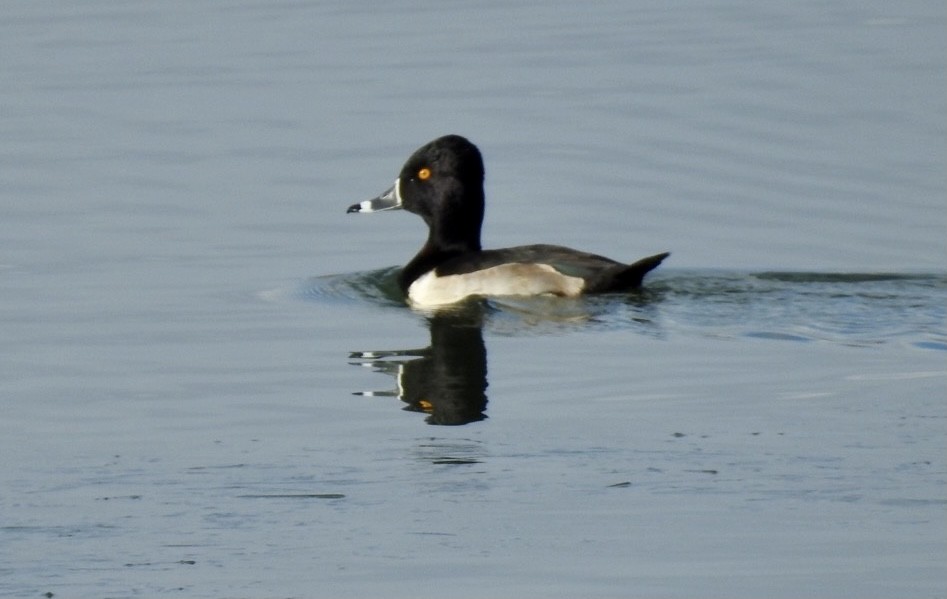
[346,291,666,425]
[339,270,945,424]
[350,305,489,425]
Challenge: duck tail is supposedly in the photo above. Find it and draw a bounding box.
[594,252,670,291]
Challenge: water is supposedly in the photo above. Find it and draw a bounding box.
[1,1,945,597]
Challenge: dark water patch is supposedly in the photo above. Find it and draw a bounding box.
[1,524,117,538]
[743,331,812,342]
[482,292,666,337]
[651,270,946,348]
[95,494,142,501]
[753,272,941,284]
[414,439,486,463]
[879,498,947,508]
[914,340,947,351]
[431,458,481,465]
[124,559,197,568]
[301,266,405,308]
[186,463,248,472]
[237,493,346,499]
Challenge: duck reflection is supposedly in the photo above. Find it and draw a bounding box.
[349,304,488,425]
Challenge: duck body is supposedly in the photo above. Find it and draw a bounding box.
[347,135,669,307]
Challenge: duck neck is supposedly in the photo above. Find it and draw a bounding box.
[399,224,483,293]
[399,185,485,293]
[398,240,476,293]
[431,184,484,252]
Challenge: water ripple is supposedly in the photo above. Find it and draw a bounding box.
[299,267,946,348]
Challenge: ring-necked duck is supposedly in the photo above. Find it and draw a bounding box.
[347,134,669,307]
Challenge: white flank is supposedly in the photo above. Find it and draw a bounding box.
[408,263,585,307]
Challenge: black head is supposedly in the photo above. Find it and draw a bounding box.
[348,135,486,254]
[398,135,485,252]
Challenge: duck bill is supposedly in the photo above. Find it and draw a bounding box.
[347,179,403,214]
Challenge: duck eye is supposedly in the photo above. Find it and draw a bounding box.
[417,167,431,181]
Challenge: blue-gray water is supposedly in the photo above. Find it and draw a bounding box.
[1,1,945,598]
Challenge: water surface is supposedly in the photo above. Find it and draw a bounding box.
[1,1,944,598]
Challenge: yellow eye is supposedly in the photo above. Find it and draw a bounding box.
[418,167,431,181]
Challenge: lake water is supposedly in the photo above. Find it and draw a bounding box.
[1,1,945,597]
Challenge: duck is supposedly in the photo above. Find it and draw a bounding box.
[346,134,669,307]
